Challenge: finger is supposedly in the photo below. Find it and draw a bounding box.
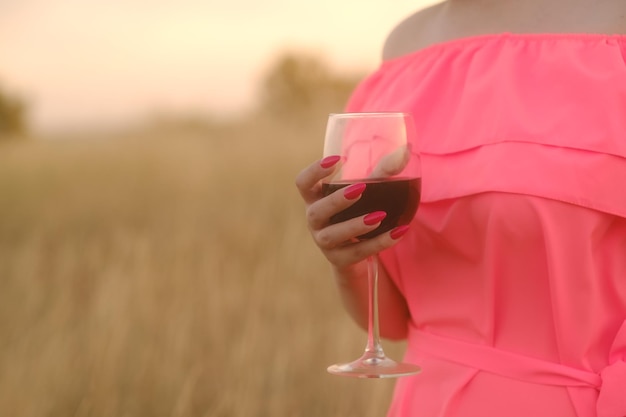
[314,211,388,250]
[325,224,412,268]
[306,182,366,231]
[295,155,341,204]
[369,144,410,178]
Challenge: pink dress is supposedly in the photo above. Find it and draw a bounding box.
[345,33,626,417]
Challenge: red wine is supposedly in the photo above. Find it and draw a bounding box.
[322,177,421,240]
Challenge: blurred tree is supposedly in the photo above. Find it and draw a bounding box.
[258,52,363,121]
[0,83,28,140]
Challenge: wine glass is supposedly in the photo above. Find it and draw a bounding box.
[322,112,422,378]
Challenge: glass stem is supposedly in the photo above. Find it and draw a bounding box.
[364,254,385,359]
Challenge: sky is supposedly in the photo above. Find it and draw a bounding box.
[0,0,437,133]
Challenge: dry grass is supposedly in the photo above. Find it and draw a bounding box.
[0,118,407,417]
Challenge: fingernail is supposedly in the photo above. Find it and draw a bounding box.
[390,225,410,240]
[363,211,387,226]
[320,155,341,169]
[343,182,366,200]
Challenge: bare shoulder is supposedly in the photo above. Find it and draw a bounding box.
[381,0,626,62]
[382,3,447,62]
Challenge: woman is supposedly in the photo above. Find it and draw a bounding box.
[295,0,626,416]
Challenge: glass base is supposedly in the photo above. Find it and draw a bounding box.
[327,355,421,378]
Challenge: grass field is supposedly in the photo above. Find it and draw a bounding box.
[0,118,407,417]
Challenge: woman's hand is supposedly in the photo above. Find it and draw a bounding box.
[295,155,411,339]
[294,155,410,270]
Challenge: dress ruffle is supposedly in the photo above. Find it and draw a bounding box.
[347,33,626,217]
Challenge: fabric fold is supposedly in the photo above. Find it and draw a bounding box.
[421,142,626,218]
[597,320,626,417]
[409,325,626,417]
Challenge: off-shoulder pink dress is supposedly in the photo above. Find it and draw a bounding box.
[345,33,626,417]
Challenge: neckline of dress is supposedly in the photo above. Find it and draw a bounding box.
[381,31,626,67]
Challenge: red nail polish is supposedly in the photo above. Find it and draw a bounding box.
[343,182,366,200]
[390,225,410,240]
[363,211,387,226]
[320,155,341,169]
